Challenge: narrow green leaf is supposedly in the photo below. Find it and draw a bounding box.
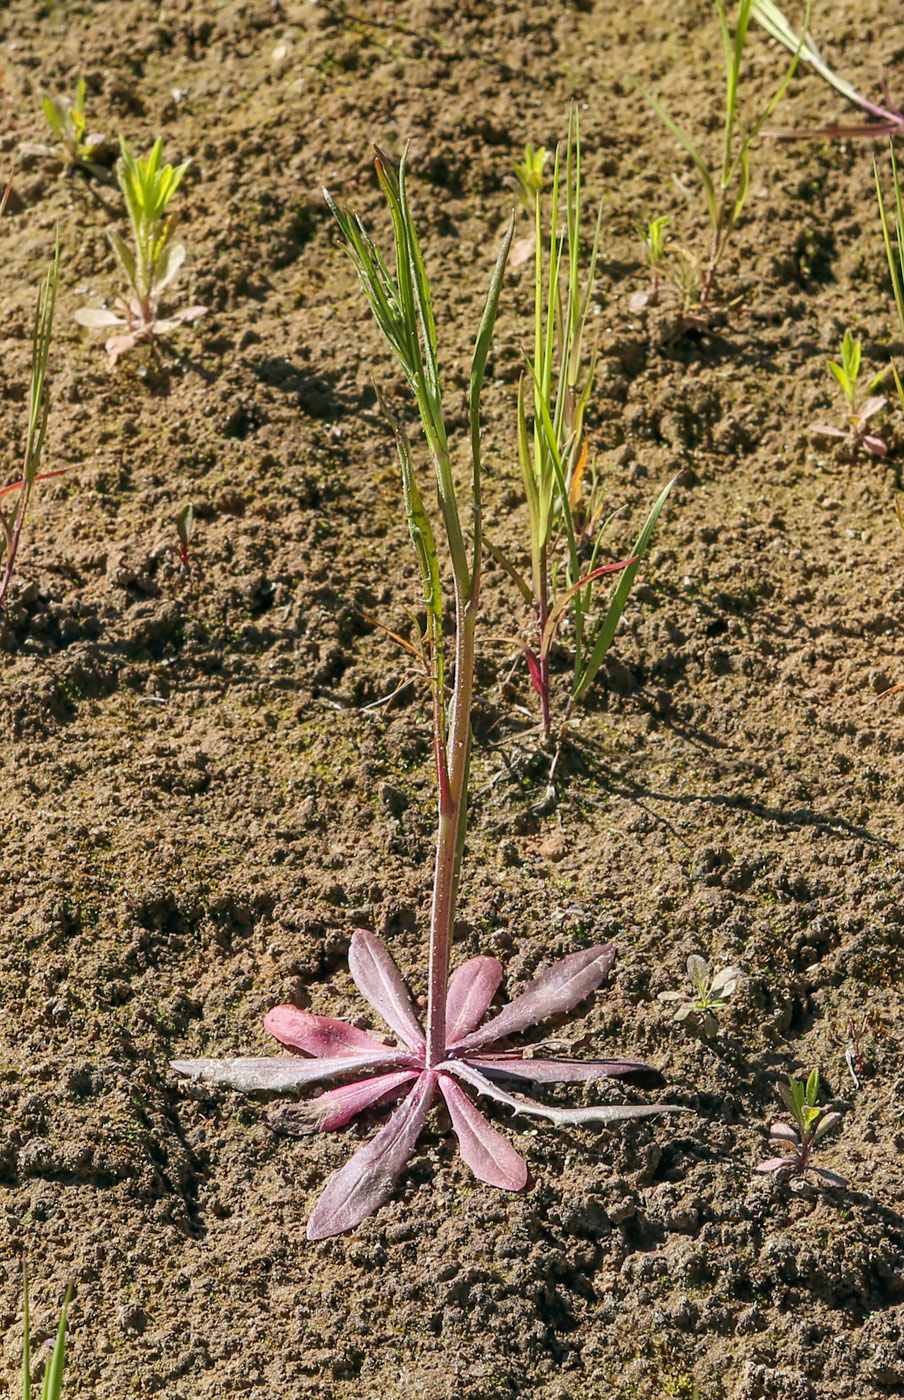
[632,79,718,232]
[572,471,678,702]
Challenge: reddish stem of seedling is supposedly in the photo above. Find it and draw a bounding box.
[426,599,477,1067]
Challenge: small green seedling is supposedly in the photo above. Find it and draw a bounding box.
[658,954,741,1038]
[632,0,807,311]
[810,330,889,456]
[75,137,207,359]
[22,1272,73,1400]
[37,79,110,176]
[629,214,671,311]
[756,1069,847,1187]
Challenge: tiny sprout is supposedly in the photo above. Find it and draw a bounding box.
[32,79,111,178]
[629,214,670,311]
[756,1069,847,1188]
[810,330,889,457]
[659,954,741,1038]
[75,137,207,360]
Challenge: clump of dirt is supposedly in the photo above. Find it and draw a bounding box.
[0,2,902,1398]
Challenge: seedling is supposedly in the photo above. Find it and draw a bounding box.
[22,1271,73,1400]
[36,79,110,176]
[0,235,59,609]
[173,148,686,1240]
[810,330,889,457]
[633,0,806,310]
[752,0,904,139]
[491,111,677,748]
[658,954,741,1038]
[628,214,671,311]
[75,137,207,359]
[172,502,198,594]
[755,1069,847,1187]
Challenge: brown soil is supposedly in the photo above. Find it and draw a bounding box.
[1,1,903,1397]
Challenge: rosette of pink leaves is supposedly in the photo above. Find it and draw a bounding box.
[173,929,687,1239]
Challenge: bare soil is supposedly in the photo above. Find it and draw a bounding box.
[0,1,902,1398]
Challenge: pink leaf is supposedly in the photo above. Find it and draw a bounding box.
[306,1071,437,1240]
[263,1004,391,1058]
[445,956,503,1041]
[306,1070,420,1131]
[438,1073,528,1190]
[447,1060,688,1126]
[449,944,617,1052]
[859,395,887,421]
[768,1122,800,1146]
[809,423,846,439]
[170,1050,405,1091]
[466,1054,663,1087]
[348,928,425,1051]
[105,332,138,358]
[863,434,888,456]
[74,307,125,327]
[755,1156,794,1174]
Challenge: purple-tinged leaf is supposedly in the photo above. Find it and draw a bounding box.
[810,1165,848,1189]
[810,423,846,439]
[348,928,426,1051]
[438,1074,528,1190]
[263,1004,391,1058]
[756,1156,796,1174]
[74,307,125,327]
[171,1050,406,1091]
[466,1054,664,1088]
[449,945,616,1052]
[863,434,888,456]
[274,1070,421,1134]
[306,1071,437,1240]
[445,957,504,1042]
[859,395,888,421]
[446,1060,688,1126]
[768,1122,800,1145]
[813,1111,842,1142]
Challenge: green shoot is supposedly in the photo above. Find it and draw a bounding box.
[757,1069,846,1187]
[22,1272,73,1400]
[629,215,671,311]
[633,0,808,311]
[0,232,60,608]
[876,144,904,415]
[810,330,889,457]
[35,79,110,177]
[491,109,676,748]
[641,214,670,271]
[75,137,207,359]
